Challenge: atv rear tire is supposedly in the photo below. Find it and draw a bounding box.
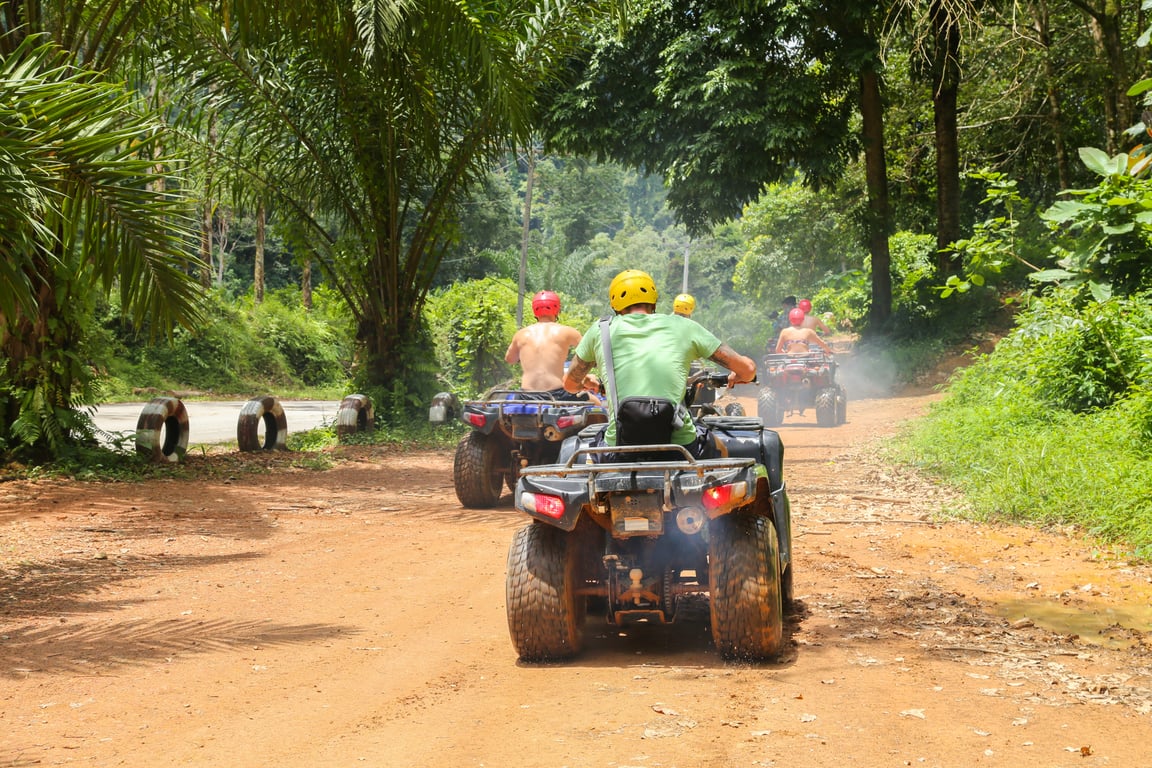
[708,512,784,660]
[453,431,505,508]
[815,387,837,427]
[757,388,783,427]
[506,522,586,661]
[724,401,746,417]
[835,386,848,425]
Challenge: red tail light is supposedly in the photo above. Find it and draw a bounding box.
[466,412,487,428]
[524,492,566,519]
[555,414,577,429]
[702,485,733,510]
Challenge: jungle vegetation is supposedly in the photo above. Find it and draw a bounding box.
[1,0,1151,554]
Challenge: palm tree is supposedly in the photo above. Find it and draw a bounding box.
[0,26,202,458]
[163,0,605,400]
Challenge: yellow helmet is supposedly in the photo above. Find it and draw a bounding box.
[608,269,658,312]
[672,293,696,316]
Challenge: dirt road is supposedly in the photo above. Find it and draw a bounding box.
[3,390,1151,768]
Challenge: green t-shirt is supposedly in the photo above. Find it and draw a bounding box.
[575,312,722,445]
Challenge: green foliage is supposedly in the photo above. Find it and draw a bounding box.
[99,288,352,398]
[896,289,1152,557]
[734,176,868,305]
[1035,148,1152,298]
[942,171,1042,297]
[543,0,858,233]
[424,278,520,397]
[0,32,202,462]
[249,291,348,387]
[951,289,1152,413]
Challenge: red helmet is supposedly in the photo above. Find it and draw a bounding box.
[788,307,806,326]
[531,290,560,318]
[798,298,813,313]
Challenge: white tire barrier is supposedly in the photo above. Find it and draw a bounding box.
[337,394,374,442]
[135,396,189,463]
[237,396,288,451]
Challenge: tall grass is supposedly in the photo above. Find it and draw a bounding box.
[894,289,1152,558]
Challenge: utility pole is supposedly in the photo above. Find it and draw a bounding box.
[517,145,536,327]
[682,243,690,293]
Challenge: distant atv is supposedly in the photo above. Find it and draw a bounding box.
[685,367,746,419]
[505,412,792,662]
[437,389,607,508]
[757,351,846,428]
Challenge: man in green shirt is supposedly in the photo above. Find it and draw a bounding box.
[562,269,757,449]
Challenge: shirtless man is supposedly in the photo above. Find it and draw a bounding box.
[775,308,833,355]
[798,298,831,334]
[505,290,593,401]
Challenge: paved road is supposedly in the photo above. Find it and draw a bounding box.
[91,399,341,446]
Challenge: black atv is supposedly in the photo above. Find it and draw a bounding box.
[505,408,792,662]
[686,367,747,419]
[439,389,608,508]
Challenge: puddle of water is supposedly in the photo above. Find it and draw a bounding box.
[989,597,1152,649]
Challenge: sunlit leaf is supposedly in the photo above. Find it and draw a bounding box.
[1078,147,1121,177]
[1028,268,1076,283]
[1040,200,1091,222]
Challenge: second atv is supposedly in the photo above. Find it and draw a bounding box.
[757,351,847,427]
[442,390,607,508]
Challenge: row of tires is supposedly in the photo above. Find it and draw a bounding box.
[133,394,375,463]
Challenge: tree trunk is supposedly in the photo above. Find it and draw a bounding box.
[301,257,312,311]
[1086,1,1128,154]
[254,202,266,305]
[215,206,229,286]
[1032,0,1070,189]
[0,252,73,456]
[860,66,892,328]
[931,0,963,272]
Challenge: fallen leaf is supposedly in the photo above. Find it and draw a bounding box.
[651,704,679,716]
[800,714,817,723]
[900,709,926,719]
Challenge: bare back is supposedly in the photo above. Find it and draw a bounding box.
[505,321,583,391]
[775,326,831,355]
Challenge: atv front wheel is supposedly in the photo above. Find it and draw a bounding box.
[815,387,838,427]
[506,522,586,661]
[453,431,505,508]
[757,388,783,427]
[709,512,784,660]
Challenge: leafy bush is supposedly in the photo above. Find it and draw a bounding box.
[249,291,348,386]
[424,277,520,396]
[98,287,352,397]
[896,287,1152,557]
[951,289,1152,413]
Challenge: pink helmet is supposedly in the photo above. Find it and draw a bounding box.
[788,307,806,326]
[798,298,813,313]
[532,290,560,318]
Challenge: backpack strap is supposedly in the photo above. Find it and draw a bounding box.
[599,318,619,413]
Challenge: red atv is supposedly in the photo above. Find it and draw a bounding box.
[757,351,847,427]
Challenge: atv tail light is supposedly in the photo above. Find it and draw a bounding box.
[555,414,579,429]
[702,482,748,511]
[465,412,487,428]
[522,492,566,519]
